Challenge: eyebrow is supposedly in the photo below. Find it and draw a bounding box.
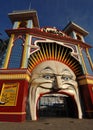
[62,69,70,72]
[40,66,54,73]
[61,69,73,75]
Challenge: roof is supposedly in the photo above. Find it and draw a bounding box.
[63,21,89,37]
[8,10,39,28]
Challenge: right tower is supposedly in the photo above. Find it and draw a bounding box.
[63,21,93,118]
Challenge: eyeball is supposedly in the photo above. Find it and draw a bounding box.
[61,75,71,81]
[43,75,51,80]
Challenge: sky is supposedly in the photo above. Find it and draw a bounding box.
[0,0,93,58]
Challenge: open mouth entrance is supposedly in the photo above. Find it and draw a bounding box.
[37,93,78,118]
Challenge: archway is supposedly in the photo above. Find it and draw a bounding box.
[37,93,78,118]
[28,42,83,120]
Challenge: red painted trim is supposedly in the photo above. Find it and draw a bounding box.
[0,68,30,74]
[0,114,26,122]
[88,85,93,104]
[0,79,29,122]
[6,28,92,48]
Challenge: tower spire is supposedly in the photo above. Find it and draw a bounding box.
[29,0,32,10]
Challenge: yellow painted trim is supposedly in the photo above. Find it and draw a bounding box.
[0,74,30,82]
[77,44,88,74]
[78,78,93,85]
[3,34,15,68]
[21,34,29,68]
[17,21,21,28]
[0,112,26,115]
[86,48,93,70]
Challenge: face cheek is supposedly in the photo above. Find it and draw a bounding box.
[31,78,53,88]
[39,82,53,88]
[67,79,78,87]
[61,79,78,90]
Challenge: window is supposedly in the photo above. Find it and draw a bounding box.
[76,34,82,41]
[82,49,93,75]
[19,21,27,28]
[8,38,23,68]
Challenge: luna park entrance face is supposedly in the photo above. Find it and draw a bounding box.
[37,94,78,118]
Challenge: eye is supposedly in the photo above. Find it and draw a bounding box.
[43,75,51,80]
[64,77,70,81]
[43,74,54,80]
[61,75,71,81]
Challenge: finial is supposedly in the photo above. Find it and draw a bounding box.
[29,0,31,10]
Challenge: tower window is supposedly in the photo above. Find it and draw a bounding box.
[76,34,82,41]
[19,21,27,28]
[8,38,23,68]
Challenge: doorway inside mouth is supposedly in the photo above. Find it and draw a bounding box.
[37,93,78,118]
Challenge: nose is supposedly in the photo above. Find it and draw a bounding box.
[53,76,62,90]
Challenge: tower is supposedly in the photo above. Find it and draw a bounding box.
[63,22,93,118]
[63,21,93,75]
[0,10,39,122]
[3,10,39,69]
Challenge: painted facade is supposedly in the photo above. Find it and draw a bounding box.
[0,10,93,122]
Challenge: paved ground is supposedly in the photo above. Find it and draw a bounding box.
[0,118,93,130]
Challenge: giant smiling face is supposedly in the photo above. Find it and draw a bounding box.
[29,61,82,120]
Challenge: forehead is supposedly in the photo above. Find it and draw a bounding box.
[32,61,75,76]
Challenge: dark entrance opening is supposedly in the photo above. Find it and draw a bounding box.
[37,94,78,118]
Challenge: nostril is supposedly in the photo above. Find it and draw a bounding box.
[52,81,61,89]
[52,85,61,91]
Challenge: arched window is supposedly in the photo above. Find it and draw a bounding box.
[8,38,23,68]
[19,21,27,28]
[76,34,82,41]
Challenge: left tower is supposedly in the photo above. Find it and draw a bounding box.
[0,10,39,122]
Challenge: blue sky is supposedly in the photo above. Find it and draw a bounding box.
[0,0,93,58]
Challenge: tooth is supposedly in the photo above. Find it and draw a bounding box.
[29,87,50,120]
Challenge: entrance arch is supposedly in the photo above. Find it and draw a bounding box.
[28,42,83,120]
[28,60,83,120]
[37,93,78,118]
